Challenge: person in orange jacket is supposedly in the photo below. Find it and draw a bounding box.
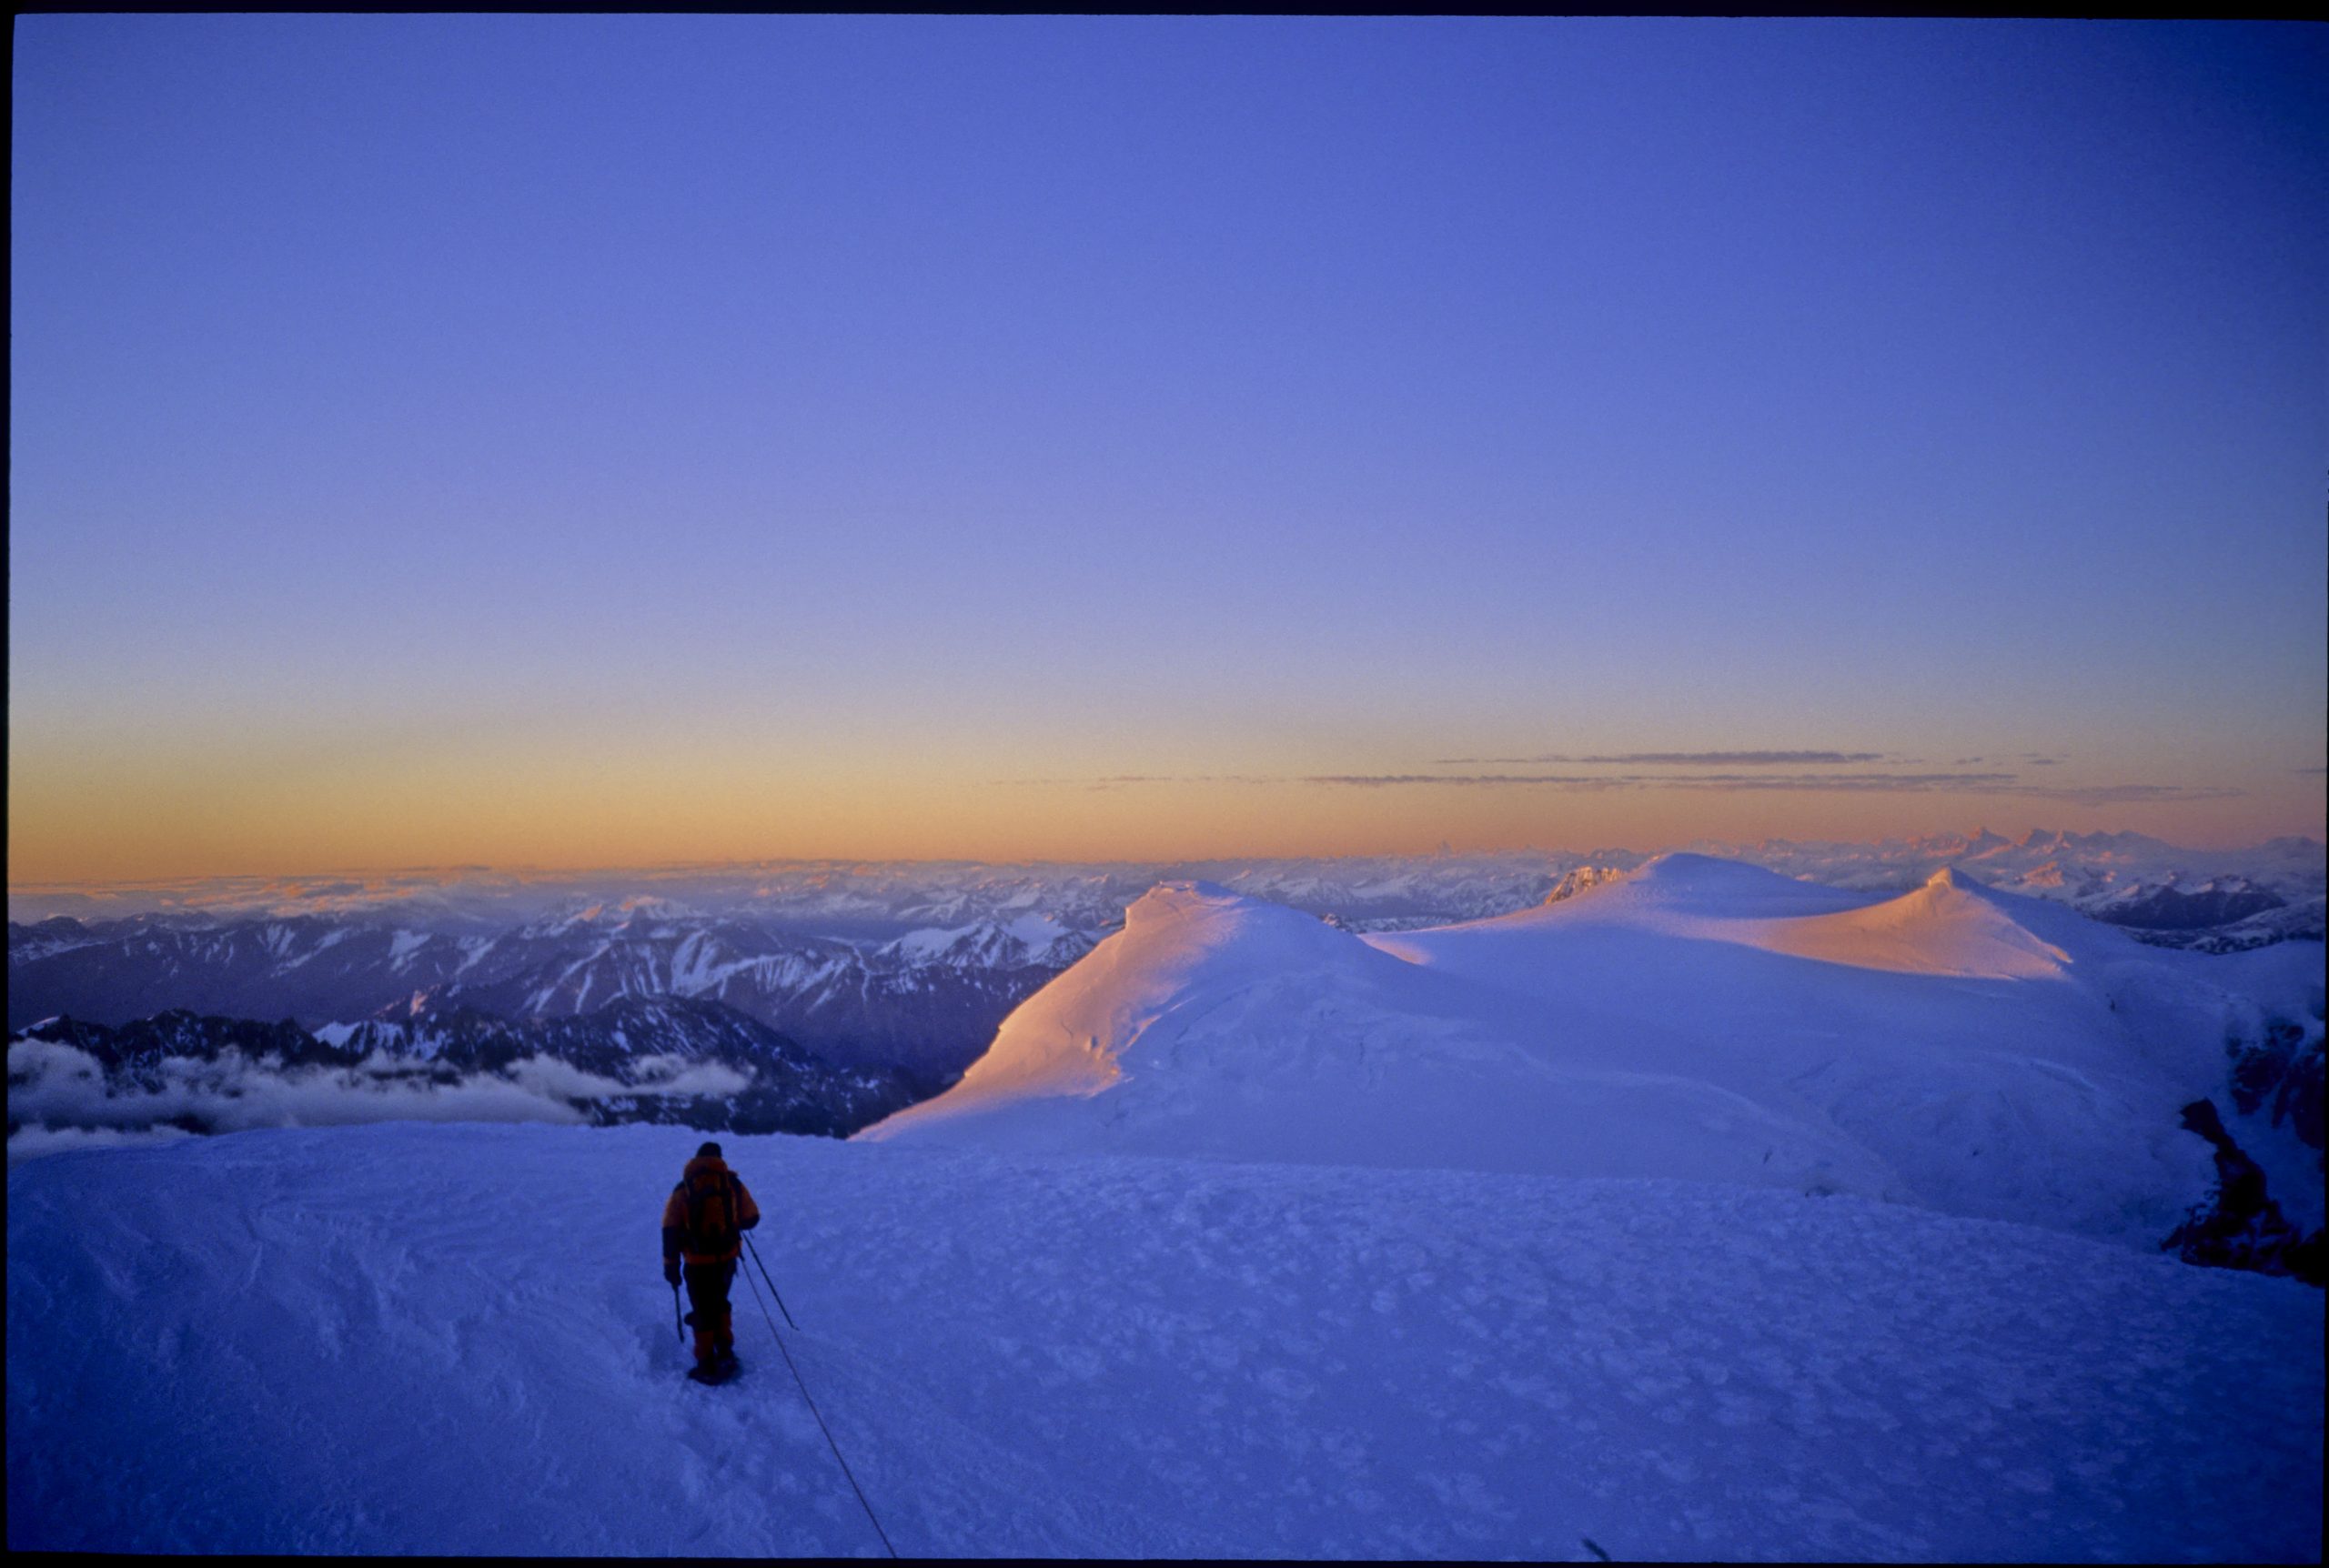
[662,1141,761,1379]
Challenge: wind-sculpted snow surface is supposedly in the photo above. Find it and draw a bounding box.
[868,859,2324,1248]
[5,1122,2319,1560]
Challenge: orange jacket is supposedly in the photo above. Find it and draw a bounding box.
[661,1155,761,1265]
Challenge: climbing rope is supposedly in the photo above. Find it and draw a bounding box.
[737,1257,898,1559]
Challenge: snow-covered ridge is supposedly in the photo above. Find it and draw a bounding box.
[1753,867,2076,980]
[1467,856,2082,979]
[868,857,2324,1252]
[873,881,1400,1131]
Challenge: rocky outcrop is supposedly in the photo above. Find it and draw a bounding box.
[2163,1100,2324,1287]
[2226,1014,2325,1155]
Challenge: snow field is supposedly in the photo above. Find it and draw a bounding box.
[8,1120,2321,1560]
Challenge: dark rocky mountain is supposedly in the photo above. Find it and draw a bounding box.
[2125,897,2326,954]
[2091,876,2287,932]
[18,1010,338,1086]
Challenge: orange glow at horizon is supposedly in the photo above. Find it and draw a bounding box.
[10,745,2320,886]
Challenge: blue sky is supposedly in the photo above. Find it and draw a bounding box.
[11,17,2325,877]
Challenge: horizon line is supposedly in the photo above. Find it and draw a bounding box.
[11,823,2324,898]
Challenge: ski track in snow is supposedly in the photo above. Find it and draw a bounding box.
[7,1121,2321,1560]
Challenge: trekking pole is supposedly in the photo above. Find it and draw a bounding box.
[742,1231,798,1331]
[671,1280,685,1346]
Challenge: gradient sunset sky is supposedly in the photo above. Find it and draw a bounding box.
[11,16,2326,882]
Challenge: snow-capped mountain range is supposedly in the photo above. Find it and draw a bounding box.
[8,903,1090,1085]
[10,830,2321,1173]
[11,829,2322,1047]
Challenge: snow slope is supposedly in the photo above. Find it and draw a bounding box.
[7,1121,2321,1560]
[863,879,1884,1195]
[866,860,2323,1245]
[1753,867,2074,979]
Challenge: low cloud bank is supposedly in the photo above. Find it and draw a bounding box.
[5,1122,198,1168]
[5,1037,752,1166]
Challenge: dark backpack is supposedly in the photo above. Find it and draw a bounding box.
[680,1169,741,1256]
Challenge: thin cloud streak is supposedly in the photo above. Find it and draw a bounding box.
[1313,771,2021,792]
[1002,771,2243,805]
[1327,774,2245,805]
[2010,783,2247,806]
[1303,774,1636,790]
[1429,750,1890,767]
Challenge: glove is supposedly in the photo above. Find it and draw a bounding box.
[663,1259,681,1287]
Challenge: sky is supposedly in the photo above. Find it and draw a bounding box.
[10,16,2326,881]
